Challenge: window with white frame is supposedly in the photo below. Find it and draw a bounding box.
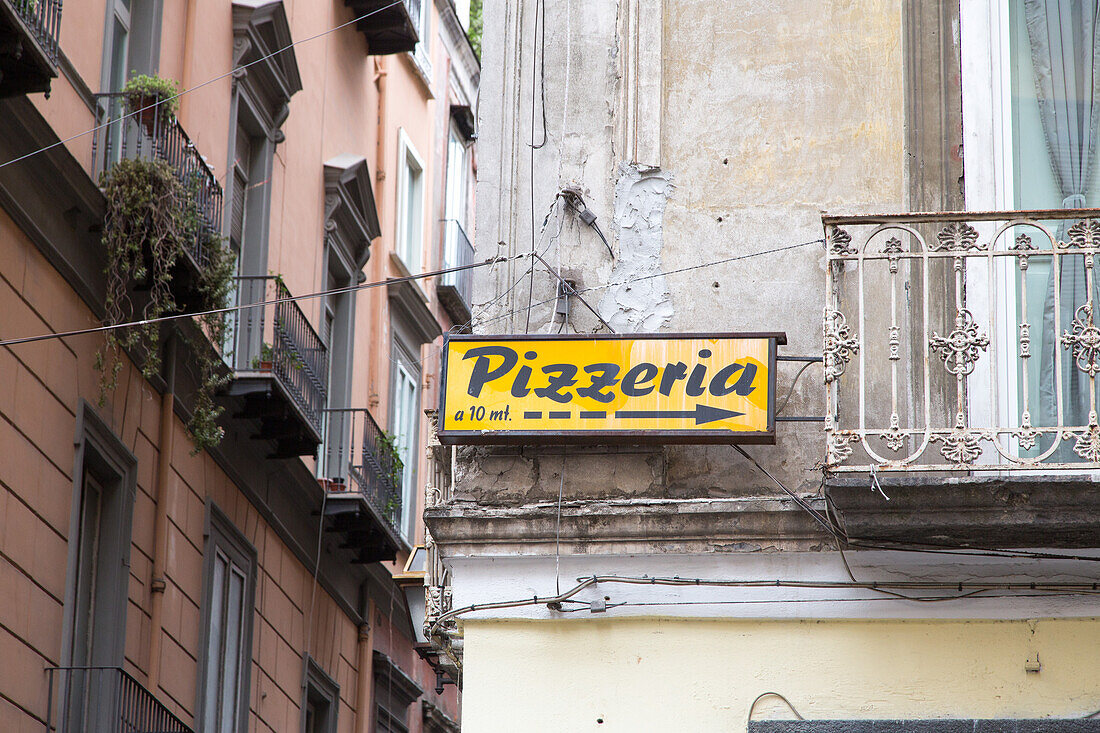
[443,123,469,271]
[412,0,432,77]
[396,131,425,273]
[390,358,420,539]
[961,0,1100,461]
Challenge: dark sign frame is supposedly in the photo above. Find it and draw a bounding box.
[437,332,785,446]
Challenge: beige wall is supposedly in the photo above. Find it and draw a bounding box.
[461,617,1100,732]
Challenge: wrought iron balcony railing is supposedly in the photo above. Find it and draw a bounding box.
[228,276,328,438]
[0,0,61,97]
[437,219,474,326]
[45,665,193,733]
[442,220,473,303]
[91,92,225,272]
[322,407,403,530]
[824,209,1100,473]
[8,0,60,65]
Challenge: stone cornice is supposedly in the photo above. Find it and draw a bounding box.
[426,496,834,557]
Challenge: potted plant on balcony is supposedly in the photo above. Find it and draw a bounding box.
[251,342,275,372]
[122,74,180,134]
[96,156,236,452]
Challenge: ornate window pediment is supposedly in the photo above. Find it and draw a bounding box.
[232,0,302,127]
[324,154,381,270]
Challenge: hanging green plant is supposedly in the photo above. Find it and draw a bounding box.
[376,430,405,488]
[122,74,180,133]
[96,156,236,452]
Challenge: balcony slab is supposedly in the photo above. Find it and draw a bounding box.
[826,474,1100,549]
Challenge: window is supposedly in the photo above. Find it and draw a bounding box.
[301,656,339,733]
[411,0,433,78]
[319,240,355,478]
[229,1,302,368]
[61,404,137,732]
[373,651,423,733]
[197,505,256,733]
[391,360,420,539]
[103,0,130,94]
[396,131,425,273]
[443,124,470,273]
[961,1,1100,461]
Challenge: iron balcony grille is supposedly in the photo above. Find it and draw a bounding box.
[228,276,329,436]
[45,666,194,733]
[823,209,1100,472]
[323,407,403,530]
[9,0,61,65]
[442,219,474,306]
[91,92,225,273]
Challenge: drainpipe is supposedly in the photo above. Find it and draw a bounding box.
[373,56,388,218]
[179,0,199,119]
[147,334,177,693]
[371,55,389,400]
[355,598,376,732]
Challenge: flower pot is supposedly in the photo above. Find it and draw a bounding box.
[131,94,166,135]
[258,360,273,372]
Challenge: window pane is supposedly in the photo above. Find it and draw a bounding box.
[203,554,228,728]
[219,566,246,733]
[108,18,129,93]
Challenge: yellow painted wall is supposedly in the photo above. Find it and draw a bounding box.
[461,618,1100,732]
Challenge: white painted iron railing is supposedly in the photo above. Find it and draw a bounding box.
[824,209,1100,472]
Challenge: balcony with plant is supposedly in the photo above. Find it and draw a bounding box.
[316,407,406,564]
[93,82,235,451]
[222,276,330,459]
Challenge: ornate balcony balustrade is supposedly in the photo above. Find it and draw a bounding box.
[824,209,1100,473]
[437,219,474,327]
[0,0,61,97]
[92,93,225,274]
[320,407,405,563]
[226,276,328,457]
[45,666,193,733]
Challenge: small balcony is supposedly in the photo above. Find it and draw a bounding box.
[92,92,226,311]
[0,0,60,98]
[436,219,474,328]
[319,407,405,563]
[823,209,1100,547]
[346,0,420,56]
[46,665,193,733]
[226,276,328,458]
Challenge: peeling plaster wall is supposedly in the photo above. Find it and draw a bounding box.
[598,164,675,331]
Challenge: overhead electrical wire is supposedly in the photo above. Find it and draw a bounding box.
[0,254,521,349]
[0,1,408,171]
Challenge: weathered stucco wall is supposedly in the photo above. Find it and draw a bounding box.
[461,617,1100,733]
[468,0,904,500]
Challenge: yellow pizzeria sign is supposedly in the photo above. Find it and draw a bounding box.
[439,333,784,445]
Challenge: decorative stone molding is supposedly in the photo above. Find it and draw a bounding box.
[232,0,302,127]
[323,154,381,270]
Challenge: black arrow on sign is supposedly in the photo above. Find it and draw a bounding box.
[614,405,745,425]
